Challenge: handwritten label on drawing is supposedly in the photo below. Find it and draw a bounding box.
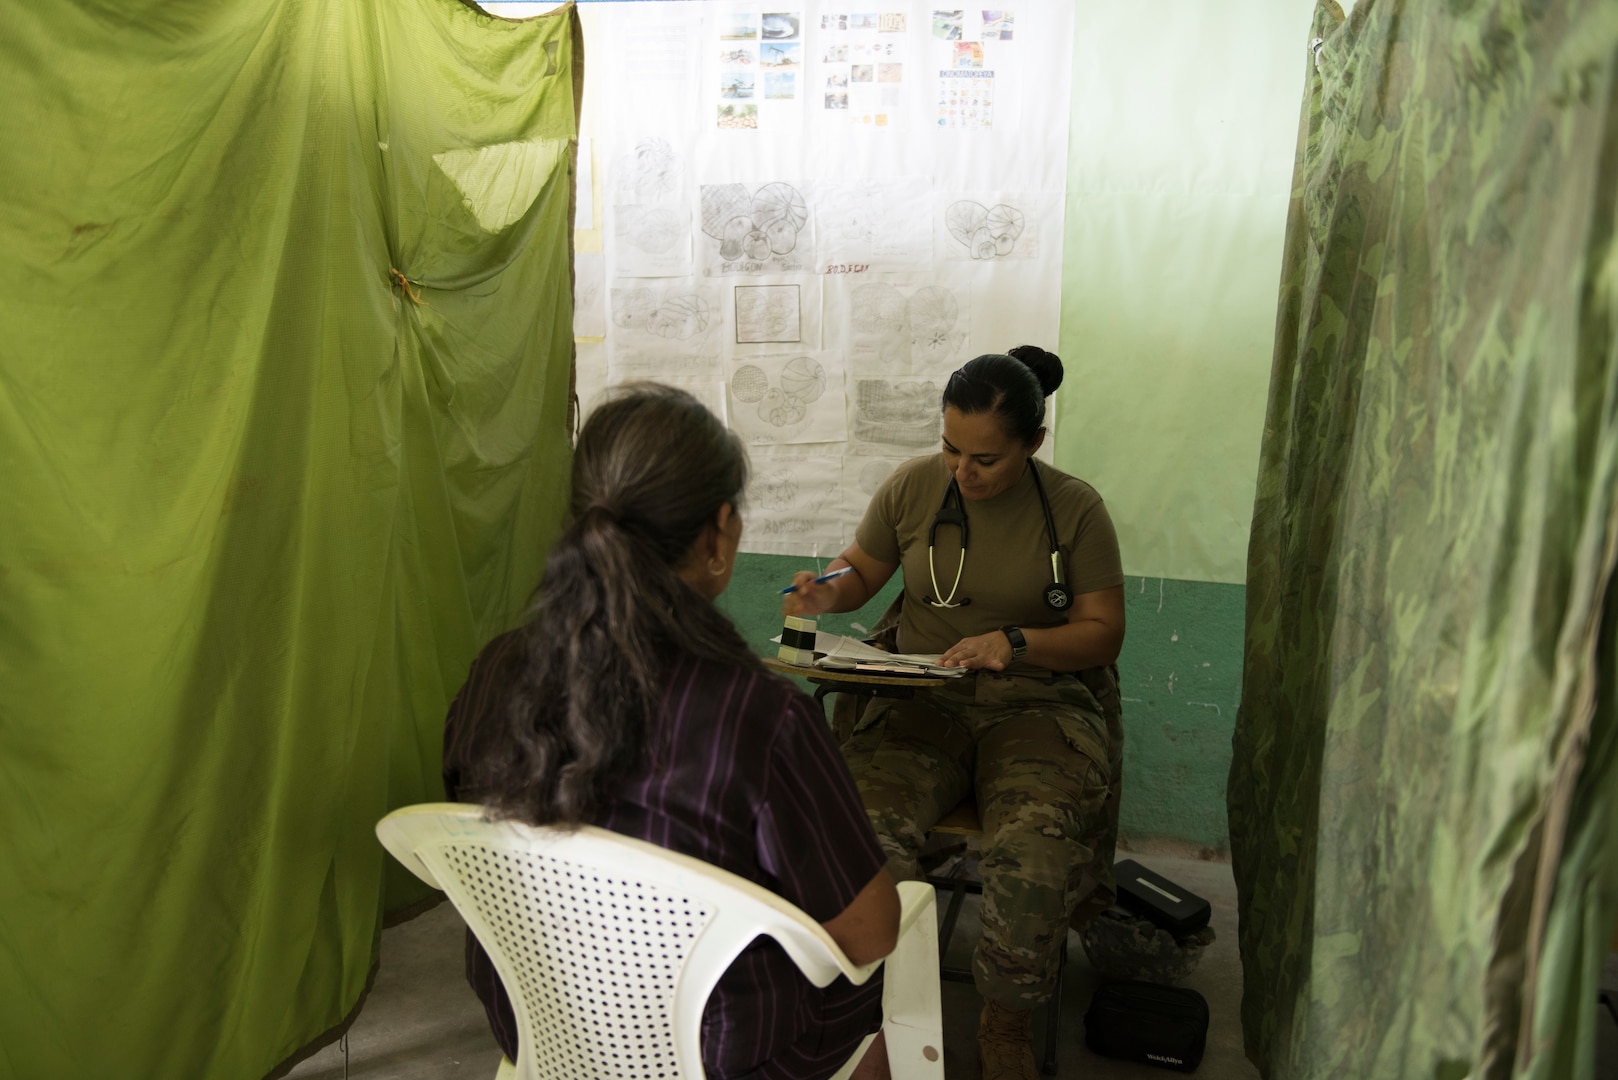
[823,264,870,274]
[720,259,805,274]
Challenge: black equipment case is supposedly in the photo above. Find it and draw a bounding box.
[1083,980,1209,1072]
[1113,859,1212,936]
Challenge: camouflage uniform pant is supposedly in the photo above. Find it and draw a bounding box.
[840,670,1123,1009]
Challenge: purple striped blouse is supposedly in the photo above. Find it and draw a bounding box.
[442,631,887,1079]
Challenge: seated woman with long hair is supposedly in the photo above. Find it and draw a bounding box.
[442,384,901,1080]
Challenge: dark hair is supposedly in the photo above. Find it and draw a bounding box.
[940,345,1064,445]
[449,384,759,826]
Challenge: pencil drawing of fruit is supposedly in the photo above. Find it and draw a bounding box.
[972,227,1001,259]
[858,459,895,494]
[948,199,1024,258]
[647,294,710,339]
[779,356,826,403]
[758,387,807,427]
[764,218,798,255]
[946,199,989,246]
[701,183,753,238]
[610,288,655,329]
[986,203,1024,244]
[752,182,808,231]
[626,206,683,254]
[719,215,752,260]
[622,137,680,201]
[852,282,908,333]
[732,364,769,403]
[751,469,798,510]
[744,228,772,260]
[702,182,807,263]
[853,379,942,447]
[908,286,958,333]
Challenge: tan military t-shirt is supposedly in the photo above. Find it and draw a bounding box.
[855,453,1124,669]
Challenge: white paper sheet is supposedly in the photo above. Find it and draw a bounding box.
[725,351,847,445]
[836,275,972,376]
[606,280,725,380]
[618,12,700,87]
[813,632,966,675]
[739,445,846,553]
[813,10,915,126]
[937,192,1057,261]
[612,136,686,205]
[845,375,948,457]
[654,376,729,419]
[812,180,934,271]
[574,340,611,422]
[572,251,606,338]
[735,283,802,343]
[732,275,823,352]
[611,204,693,277]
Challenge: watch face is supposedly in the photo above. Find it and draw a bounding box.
[1002,625,1026,658]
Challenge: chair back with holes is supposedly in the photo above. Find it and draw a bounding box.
[376,803,878,1080]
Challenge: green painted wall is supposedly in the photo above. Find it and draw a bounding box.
[720,554,1243,854]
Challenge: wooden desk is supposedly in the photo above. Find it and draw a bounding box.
[761,657,947,705]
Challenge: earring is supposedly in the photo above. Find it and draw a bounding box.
[708,556,728,576]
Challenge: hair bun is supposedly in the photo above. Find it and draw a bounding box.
[1007,344,1063,397]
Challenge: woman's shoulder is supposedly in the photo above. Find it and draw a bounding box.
[1036,460,1108,510]
[673,654,815,720]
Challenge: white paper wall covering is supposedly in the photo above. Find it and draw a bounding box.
[834,274,972,378]
[611,205,693,277]
[606,280,725,382]
[742,445,847,553]
[811,179,933,271]
[572,0,1075,557]
[573,251,606,339]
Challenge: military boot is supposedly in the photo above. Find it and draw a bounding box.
[978,1000,1038,1080]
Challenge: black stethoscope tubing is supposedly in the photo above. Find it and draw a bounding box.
[925,459,1069,610]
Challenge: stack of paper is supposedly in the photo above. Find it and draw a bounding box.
[810,633,968,678]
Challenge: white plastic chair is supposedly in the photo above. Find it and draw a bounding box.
[376,803,944,1080]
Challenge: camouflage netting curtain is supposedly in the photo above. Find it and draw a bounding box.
[0,2,579,1076]
[1230,2,1618,1078]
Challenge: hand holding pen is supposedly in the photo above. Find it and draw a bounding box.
[780,565,854,616]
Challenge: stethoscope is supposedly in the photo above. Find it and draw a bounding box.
[924,459,1073,612]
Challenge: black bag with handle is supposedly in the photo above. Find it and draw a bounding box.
[1083,980,1209,1072]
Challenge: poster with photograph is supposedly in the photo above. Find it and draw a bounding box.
[715,9,804,127]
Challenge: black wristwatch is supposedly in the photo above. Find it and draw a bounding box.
[1000,625,1027,661]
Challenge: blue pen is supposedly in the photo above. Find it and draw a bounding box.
[779,565,856,594]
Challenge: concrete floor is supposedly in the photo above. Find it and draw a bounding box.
[285,852,1260,1080]
[283,850,1618,1080]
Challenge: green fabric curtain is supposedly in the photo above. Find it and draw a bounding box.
[0,3,579,1076]
[1230,2,1618,1077]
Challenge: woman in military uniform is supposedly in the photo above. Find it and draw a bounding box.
[784,347,1126,1080]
